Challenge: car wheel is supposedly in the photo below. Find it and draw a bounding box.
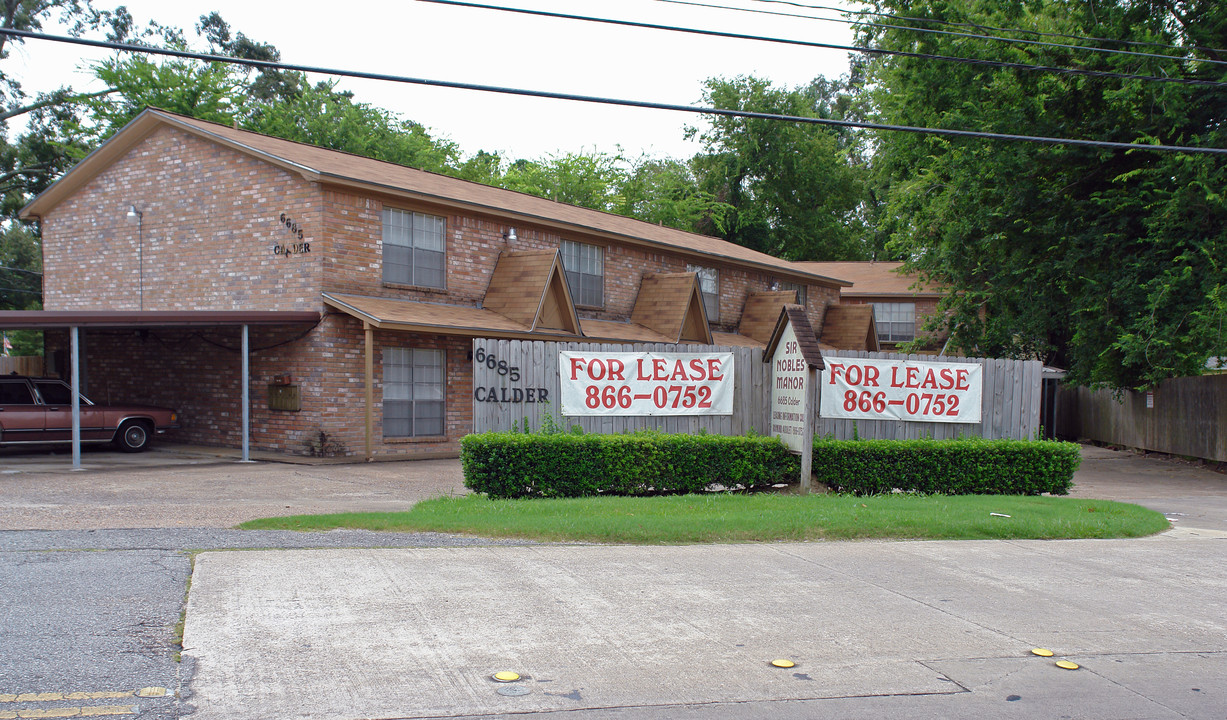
[115,420,152,452]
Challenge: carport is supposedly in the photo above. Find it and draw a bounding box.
[0,310,319,469]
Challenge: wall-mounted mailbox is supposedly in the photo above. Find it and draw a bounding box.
[268,384,301,412]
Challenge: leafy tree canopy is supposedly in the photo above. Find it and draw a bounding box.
[686,75,871,260]
[859,0,1227,389]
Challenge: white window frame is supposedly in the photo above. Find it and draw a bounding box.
[872,302,916,343]
[382,347,446,438]
[560,240,604,308]
[382,208,446,289]
[687,264,719,322]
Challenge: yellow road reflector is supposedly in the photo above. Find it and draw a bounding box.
[493,672,521,683]
[1031,648,1055,657]
[1055,660,1080,670]
[770,659,796,668]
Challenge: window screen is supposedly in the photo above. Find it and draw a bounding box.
[560,240,604,308]
[383,347,445,438]
[382,208,445,288]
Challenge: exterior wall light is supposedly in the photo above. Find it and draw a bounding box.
[504,227,517,242]
[125,205,144,310]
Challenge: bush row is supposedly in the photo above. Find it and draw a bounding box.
[460,431,798,499]
[811,438,1080,496]
[460,432,1081,499]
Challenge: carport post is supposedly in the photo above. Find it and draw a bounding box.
[70,325,81,470]
[364,322,373,462]
[241,324,250,462]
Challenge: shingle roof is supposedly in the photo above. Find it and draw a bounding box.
[818,304,880,351]
[481,250,580,334]
[630,273,713,344]
[22,108,848,286]
[738,290,799,345]
[794,261,941,298]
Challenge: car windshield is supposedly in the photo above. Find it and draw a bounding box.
[34,380,93,406]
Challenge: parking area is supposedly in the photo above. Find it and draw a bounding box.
[0,443,467,530]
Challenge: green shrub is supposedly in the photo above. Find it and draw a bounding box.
[460,431,798,499]
[811,437,1081,496]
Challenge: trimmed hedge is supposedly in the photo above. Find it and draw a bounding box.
[460,431,1081,499]
[811,438,1081,496]
[460,431,798,499]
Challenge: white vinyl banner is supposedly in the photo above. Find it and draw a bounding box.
[819,357,983,423]
[559,351,735,416]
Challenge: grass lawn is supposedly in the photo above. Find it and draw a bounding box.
[237,493,1169,544]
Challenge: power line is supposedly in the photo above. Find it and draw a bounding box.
[420,0,1227,88]
[0,265,43,276]
[749,0,1227,57]
[2,27,1224,155]
[657,0,1227,67]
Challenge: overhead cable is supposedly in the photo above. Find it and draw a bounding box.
[658,0,1227,67]
[2,28,1223,156]
[749,0,1227,56]
[419,0,1227,88]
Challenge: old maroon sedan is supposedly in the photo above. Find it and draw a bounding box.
[0,376,179,452]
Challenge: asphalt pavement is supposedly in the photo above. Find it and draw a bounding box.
[2,442,1226,719]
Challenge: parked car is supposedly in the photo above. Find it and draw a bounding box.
[0,376,179,452]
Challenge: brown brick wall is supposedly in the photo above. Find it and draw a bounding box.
[42,126,322,312]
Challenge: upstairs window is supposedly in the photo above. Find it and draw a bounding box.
[382,208,445,289]
[687,264,719,321]
[776,280,807,307]
[383,347,445,438]
[561,240,604,308]
[872,302,916,343]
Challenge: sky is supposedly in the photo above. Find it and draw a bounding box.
[7,0,858,162]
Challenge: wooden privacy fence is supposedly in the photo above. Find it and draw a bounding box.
[1056,374,1227,462]
[472,340,1042,440]
[473,340,768,437]
[816,351,1042,441]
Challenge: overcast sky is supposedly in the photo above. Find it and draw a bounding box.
[8,0,858,162]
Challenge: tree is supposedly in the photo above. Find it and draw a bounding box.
[859,0,1227,389]
[242,81,459,174]
[686,75,871,260]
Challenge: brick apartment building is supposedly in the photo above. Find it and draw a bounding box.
[795,262,947,352]
[11,108,880,459]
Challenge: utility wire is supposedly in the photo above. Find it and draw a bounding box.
[658,0,1227,67]
[750,0,1227,56]
[418,1,1226,88]
[2,28,1223,156]
[0,265,43,276]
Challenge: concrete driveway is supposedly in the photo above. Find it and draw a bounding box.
[0,444,466,529]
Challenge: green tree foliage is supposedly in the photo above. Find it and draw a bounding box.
[242,81,460,174]
[687,75,871,260]
[860,0,1227,389]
